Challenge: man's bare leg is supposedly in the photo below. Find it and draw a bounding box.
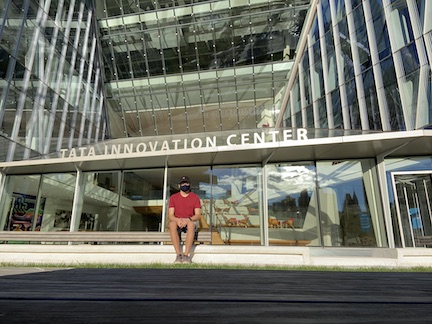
[183,221,196,256]
[169,220,182,255]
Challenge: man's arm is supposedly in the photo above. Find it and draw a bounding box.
[168,207,176,221]
[190,207,201,222]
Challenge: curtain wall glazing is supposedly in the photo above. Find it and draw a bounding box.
[281,0,432,132]
[0,0,107,162]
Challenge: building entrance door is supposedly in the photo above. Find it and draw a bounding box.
[392,173,432,247]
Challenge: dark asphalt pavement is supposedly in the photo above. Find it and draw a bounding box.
[0,267,431,323]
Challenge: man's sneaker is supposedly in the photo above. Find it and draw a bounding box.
[182,255,192,264]
[174,254,182,264]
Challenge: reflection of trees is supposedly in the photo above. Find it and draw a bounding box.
[340,193,376,246]
[280,190,310,213]
[277,189,311,228]
[340,193,361,246]
[281,195,296,211]
[298,189,310,217]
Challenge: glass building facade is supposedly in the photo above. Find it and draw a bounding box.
[0,0,431,250]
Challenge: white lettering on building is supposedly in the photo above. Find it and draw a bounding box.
[59,129,308,159]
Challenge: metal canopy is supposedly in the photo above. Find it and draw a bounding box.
[1,130,431,175]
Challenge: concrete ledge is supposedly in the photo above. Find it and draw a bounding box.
[190,246,309,265]
[309,256,399,268]
[0,244,309,266]
[395,248,432,267]
[1,245,431,268]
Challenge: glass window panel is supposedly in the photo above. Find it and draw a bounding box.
[306,105,314,127]
[417,0,432,33]
[303,67,312,106]
[310,16,319,44]
[17,102,34,139]
[312,41,321,69]
[203,103,221,132]
[325,30,338,92]
[292,79,300,113]
[179,30,199,73]
[372,5,391,61]
[220,106,239,131]
[10,61,29,90]
[284,116,292,128]
[313,59,324,99]
[385,157,432,247]
[383,82,403,126]
[40,173,76,233]
[3,26,21,64]
[184,88,201,106]
[362,67,375,96]
[151,89,170,110]
[253,81,274,101]
[321,0,331,32]
[381,55,397,86]
[167,88,185,110]
[388,0,415,51]
[345,80,360,129]
[236,83,255,102]
[363,72,382,131]
[402,69,421,129]
[201,85,219,107]
[351,0,362,10]
[123,113,140,137]
[121,169,165,232]
[317,160,381,247]
[334,0,346,22]
[0,175,42,232]
[196,39,213,70]
[185,105,205,133]
[338,18,355,81]
[353,6,371,71]
[154,110,172,135]
[211,165,262,245]
[238,104,257,129]
[294,110,302,128]
[331,88,343,128]
[400,42,420,76]
[80,172,120,232]
[318,97,327,128]
[1,96,19,138]
[267,162,319,246]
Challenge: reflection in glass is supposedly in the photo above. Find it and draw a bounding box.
[0,175,42,232]
[80,172,121,232]
[267,163,319,246]
[317,160,381,247]
[385,157,432,247]
[393,174,432,247]
[39,174,76,233]
[211,165,262,245]
[122,170,164,232]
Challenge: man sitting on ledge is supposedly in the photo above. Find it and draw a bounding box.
[168,176,202,264]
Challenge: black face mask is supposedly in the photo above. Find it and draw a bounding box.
[180,184,191,192]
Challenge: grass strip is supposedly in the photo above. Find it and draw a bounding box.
[1,262,431,272]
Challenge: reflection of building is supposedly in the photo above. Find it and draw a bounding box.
[0,1,431,250]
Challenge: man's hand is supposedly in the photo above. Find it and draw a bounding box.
[176,217,189,228]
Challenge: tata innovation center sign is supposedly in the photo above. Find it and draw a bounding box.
[59,128,308,159]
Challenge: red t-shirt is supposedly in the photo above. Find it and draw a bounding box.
[168,192,201,218]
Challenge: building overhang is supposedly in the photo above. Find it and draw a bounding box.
[1,130,431,175]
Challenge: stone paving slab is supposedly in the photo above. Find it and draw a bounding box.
[0,267,431,323]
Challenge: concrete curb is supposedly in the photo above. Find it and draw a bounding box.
[0,245,431,268]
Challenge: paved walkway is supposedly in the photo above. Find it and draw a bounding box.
[0,267,431,323]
